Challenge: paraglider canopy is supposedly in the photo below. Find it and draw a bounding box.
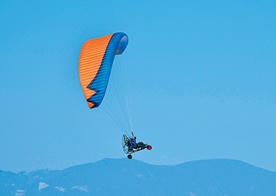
[79,32,128,109]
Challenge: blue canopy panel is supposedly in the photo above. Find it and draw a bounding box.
[87,32,128,108]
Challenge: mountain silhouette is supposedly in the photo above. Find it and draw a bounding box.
[1,158,276,195]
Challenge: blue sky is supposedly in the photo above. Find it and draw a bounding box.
[1,0,276,172]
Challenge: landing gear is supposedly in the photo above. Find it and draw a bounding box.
[127,154,132,159]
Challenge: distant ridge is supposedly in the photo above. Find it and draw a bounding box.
[1,159,276,195]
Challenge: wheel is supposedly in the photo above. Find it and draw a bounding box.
[127,154,132,159]
[147,145,152,150]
